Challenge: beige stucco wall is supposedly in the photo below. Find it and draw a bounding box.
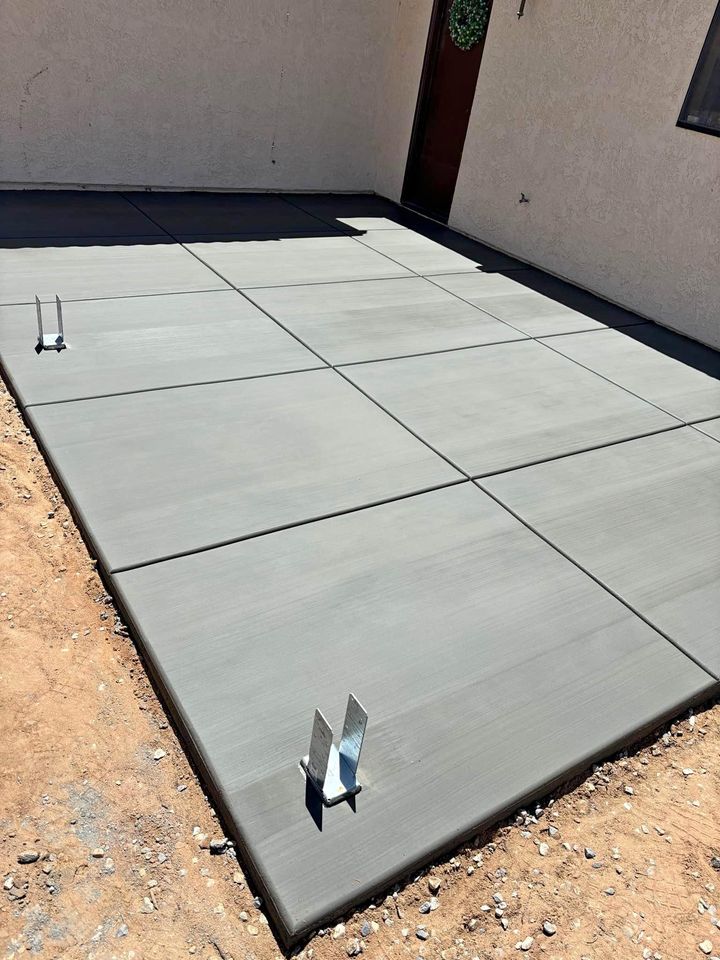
[1,0,398,191]
[450,0,720,349]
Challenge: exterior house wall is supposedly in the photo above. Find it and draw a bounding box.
[1,0,396,191]
[450,0,720,350]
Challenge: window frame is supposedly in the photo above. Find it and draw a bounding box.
[677,1,720,138]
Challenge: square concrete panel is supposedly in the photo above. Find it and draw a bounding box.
[547,326,720,422]
[485,429,720,676]
[694,418,720,441]
[0,291,323,407]
[431,272,627,337]
[0,190,164,238]
[0,238,227,305]
[127,192,329,236]
[356,229,488,276]
[112,483,716,943]
[249,277,526,364]
[344,341,679,476]
[28,369,459,571]
[186,235,413,288]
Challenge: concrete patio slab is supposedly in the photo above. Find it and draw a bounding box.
[0,190,163,238]
[27,369,459,571]
[694,418,720,441]
[185,235,413,288]
[431,271,618,337]
[0,291,322,406]
[112,483,716,943]
[485,428,720,677]
[249,276,526,364]
[126,192,330,236]
[345,340,679,476]
[547,326,720,422]
[281,192,427,231]
[0,238,226,305]
[356,229,489,276]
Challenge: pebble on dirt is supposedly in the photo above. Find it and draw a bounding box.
[584,848,597,859]
[516,936,534,951]
[698,941,713,955]
[17,851,40,864]
[153,748,167,761]
[416,926,429,940]
[428,876,442,894]
[542,921,556,936]
[209,838,228,854]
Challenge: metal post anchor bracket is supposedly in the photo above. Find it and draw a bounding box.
[36,296,67,351]
[301,694,368,806]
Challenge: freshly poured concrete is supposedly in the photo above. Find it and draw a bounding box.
[2,192,718,947]
[0,291,322,406]
[249,277,526,364]
[695,418,720,441]
[345,340,680,475]
[187,235,413,288]
[112,483,716,941]
[485,429,720,676]
[547,327,720,422]
[431,271,642,337]
[0,190,164,238]
[0,238,226,304]
[356,229,488,276]
[125,192,330,236]
[28,369,459,571]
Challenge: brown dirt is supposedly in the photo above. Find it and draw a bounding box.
[1,376,720,960]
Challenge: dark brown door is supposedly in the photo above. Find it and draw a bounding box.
[402,0,492,222]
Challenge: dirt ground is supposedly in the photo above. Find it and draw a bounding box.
[1,377,720,960]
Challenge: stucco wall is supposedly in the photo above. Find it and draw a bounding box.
[450,0,720,349]
[1,0,395,191]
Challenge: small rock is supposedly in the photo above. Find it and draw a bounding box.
[359,921,373,939]
[346,937,363,956]
[538,842,550,857]
[624,785,634,795]
[683,768,695,777]
[153,748,167,761]
[698,941,712,955]
[416,926,429,940]
[604,887,615,896]
[91,848,104,858]
[542,922,556,936]
[419,897,439,914]
[710,856,720,871]
[209,838,228,855]
[332,924,346,940]
[246,924,259,937]
[428,876,442,894]
[233,871,244,885]
[584,848,596,860]
[239,911,249,922]
[517,936,534,951]
[116,924,129,938]
[466,918,480,932]
[17,850,40,864]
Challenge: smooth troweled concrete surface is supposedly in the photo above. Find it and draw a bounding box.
[248,277,527,364]
[27,369,460,571]
[112,483,717,942]
[485,429,720,677]
[344,340,680,476]
[0,291,323,406]
[0,238,227,304]
[430,272,643,338]
[2,192,718,946]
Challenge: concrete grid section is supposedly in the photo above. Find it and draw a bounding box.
[1,190,719,945]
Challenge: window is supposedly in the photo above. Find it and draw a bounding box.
[678,2,720,136]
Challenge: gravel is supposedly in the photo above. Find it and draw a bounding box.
[584,848,597,859]
[542,921,556,936]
